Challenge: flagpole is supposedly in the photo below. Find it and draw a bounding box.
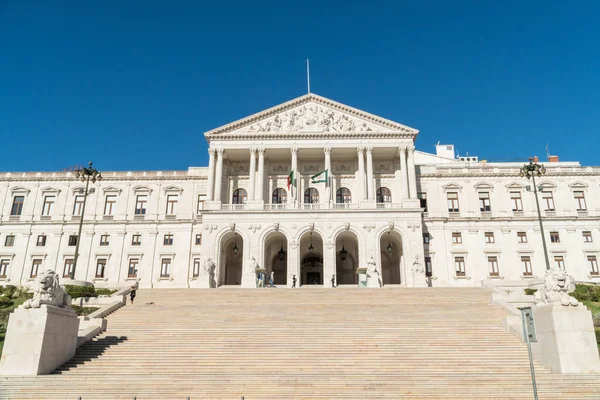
[307,59,311,94]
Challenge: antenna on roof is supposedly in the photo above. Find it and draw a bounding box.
[306,59,311,94]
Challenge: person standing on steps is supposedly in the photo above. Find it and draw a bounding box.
[268,271,275,288]
[292,274,297,288]
[129,285,137,304]
[331,274,336,288]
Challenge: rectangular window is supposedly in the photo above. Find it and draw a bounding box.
[95,258,107,278]
[42,196,55,216]
[128,259,139,278]
[418,192,427,212]
[11,196,25,216]
[522,256,532,276]
[447,192,459,212]
[517,232,528,243]
[160,258,171,278]
[455,257,466,277]
[479,192,491,212]
[5,235,15,247]
[63,259,74,278]
[164,234,174,246]
[589,256,599,275]
[36,235,47,246]
[484,232,495,244]
[0,259,9,278]
[131,234,142,246]
[425,257,432,277]
[197,195,204,213]
[451,232,462,244]
[135,195,147,215]
[104,195,117,216]
[510,192,523,211]
[423,233,430,244]
[542,191,555,211]
[554,256,565,270]
[550,231,560,243]
[30,259,42,278]
[195,234,202,246]
[193,258,200,278]
[488,256,499,276]
[73,195,85,216]
[574,191,587,211]
[68,235,78,246]
[583,231,593,243]
[100,234,110,246]
[166,195,178,215]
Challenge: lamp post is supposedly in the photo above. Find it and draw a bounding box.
[519,158,550,271]
[72,162,102,280]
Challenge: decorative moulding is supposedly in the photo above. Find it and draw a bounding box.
[473,182,494,191]
[132,185,153,194]
[40,186,61,195]
[163,185,184,194]
[442,183,462,192]
[102,186,123,195]
[568,181,588,189]
[505,182,525,190]
[9,186,31,195]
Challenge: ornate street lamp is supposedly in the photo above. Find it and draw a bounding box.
[71,162,102,280]
[386,231,393,254]
[519,158,551,271]
[308,232,314,253]
[339,243,348,261]
[278,242,286,262]
[233,233,239,254]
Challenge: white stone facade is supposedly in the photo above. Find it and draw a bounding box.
[1,94,599,289]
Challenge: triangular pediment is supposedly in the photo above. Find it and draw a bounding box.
[205,93,418,139]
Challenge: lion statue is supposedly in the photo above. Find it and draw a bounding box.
[534,267,579,307]
[22,270,72,309]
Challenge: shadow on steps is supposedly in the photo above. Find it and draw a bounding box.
[53,336,128,374]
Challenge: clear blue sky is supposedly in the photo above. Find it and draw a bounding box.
[1,1,599,171]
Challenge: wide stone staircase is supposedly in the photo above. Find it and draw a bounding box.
[2,287,600,399]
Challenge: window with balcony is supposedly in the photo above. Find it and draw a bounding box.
[0,259,9,278]
[160,258,171,278]
[30,259,42,278]
[104,195,117,216]
[522,256,532,276]
[488,256,499,277]
[164,234,174,246]
[451,232,462,244]
[5,235,15,247]
[418,192,428,212]
[447,192,459,213]
[336,188,352,204]
[550,231,560,243]
[36,235,46,246]
[135,195,147,215]
[195,234,202,246]
[574,191,587,211]
[95,258,106,279]
[272,188,287,204]
[554,256,565,270]
[63,259,74,278]
[193,258,200,278]
[542,191,555,211]
[11,196,25,216]
[479,192,491,212]
[304,188,319,204]
[425,257,432,277]
[131,234,142,246]
[423,233,430,244]
[376,187,392,203]
[68,235,78,246]
[41,196,55,216]
[589,256,599,275]
[510,192,523,212]
[128,259,139,278]
[517,232,527,243]
[455,257,466,277]
[100,234,110,246]
[583,231,593,243]
[165,195,178,215]
[232,189,247,205]
[484,232,495,243]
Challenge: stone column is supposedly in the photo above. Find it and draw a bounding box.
[399,147,409,200]
[357,147,366,200]
[366,147,374,200]
[288,240,300,288]
[248,148,256,201]
[206,149,216,201]
[323,239,335,288]
[324,147,332,206]
[214,149,224,202]
[290,147,298,204]
[407,146,417,199]
[257,148,265,202]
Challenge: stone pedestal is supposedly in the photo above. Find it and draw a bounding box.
[0,305,79,375]
[366,269,382,288]
[530,303,600,373]
[356,268,368,288]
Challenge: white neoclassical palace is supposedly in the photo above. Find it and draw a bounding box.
[1,93,599,289]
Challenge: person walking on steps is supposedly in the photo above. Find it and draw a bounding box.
[331,274,336,288]
[129,285,137,304]
[292,274,297,288]
[268,271,275,288]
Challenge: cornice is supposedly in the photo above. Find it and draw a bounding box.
[419,171,600,179]
[208,131,415,142]
[0,176,208,183]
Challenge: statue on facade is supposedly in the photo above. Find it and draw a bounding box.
[203,257,216,276]
[534,267,579,307]
[367,256,378,275]
[412,255,424,274]
[249,257,259,273]
[22,270,72,309]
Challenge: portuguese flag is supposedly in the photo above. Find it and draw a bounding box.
[287,170,295,190]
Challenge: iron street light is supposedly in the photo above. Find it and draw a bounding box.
[519,158,551,271]
[72,162,102,280]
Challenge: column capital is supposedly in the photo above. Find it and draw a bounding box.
[216,148,224,155]
[291,147,299,155]
[257,148,265,154]
[407,146,415,154]
[398,146,407,153]
[208,148,217,156]
[365,146,373,153]
[323,147,332,154]
[249,148,257,154]
[357,146,364,153]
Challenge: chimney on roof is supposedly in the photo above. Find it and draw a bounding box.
[533,156,539,163]
[548,155,559,162]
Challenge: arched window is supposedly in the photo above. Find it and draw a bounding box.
[336,188,352,204]
[376,187,392,203]
[232,189,247,204]
[272,188,287,204]
[304,188,319,204]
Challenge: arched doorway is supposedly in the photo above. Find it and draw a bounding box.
[263,231,288,286]
[299,231,323,286]
[380,230,403,285]
[335,231,359,285]
[219,232,243,286]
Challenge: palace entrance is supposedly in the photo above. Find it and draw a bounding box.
[380,230,403,285]
[219,232,244,286]
[299,231,323,285]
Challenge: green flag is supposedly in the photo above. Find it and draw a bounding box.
[287,170,295,190]
[311,169,328,184]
